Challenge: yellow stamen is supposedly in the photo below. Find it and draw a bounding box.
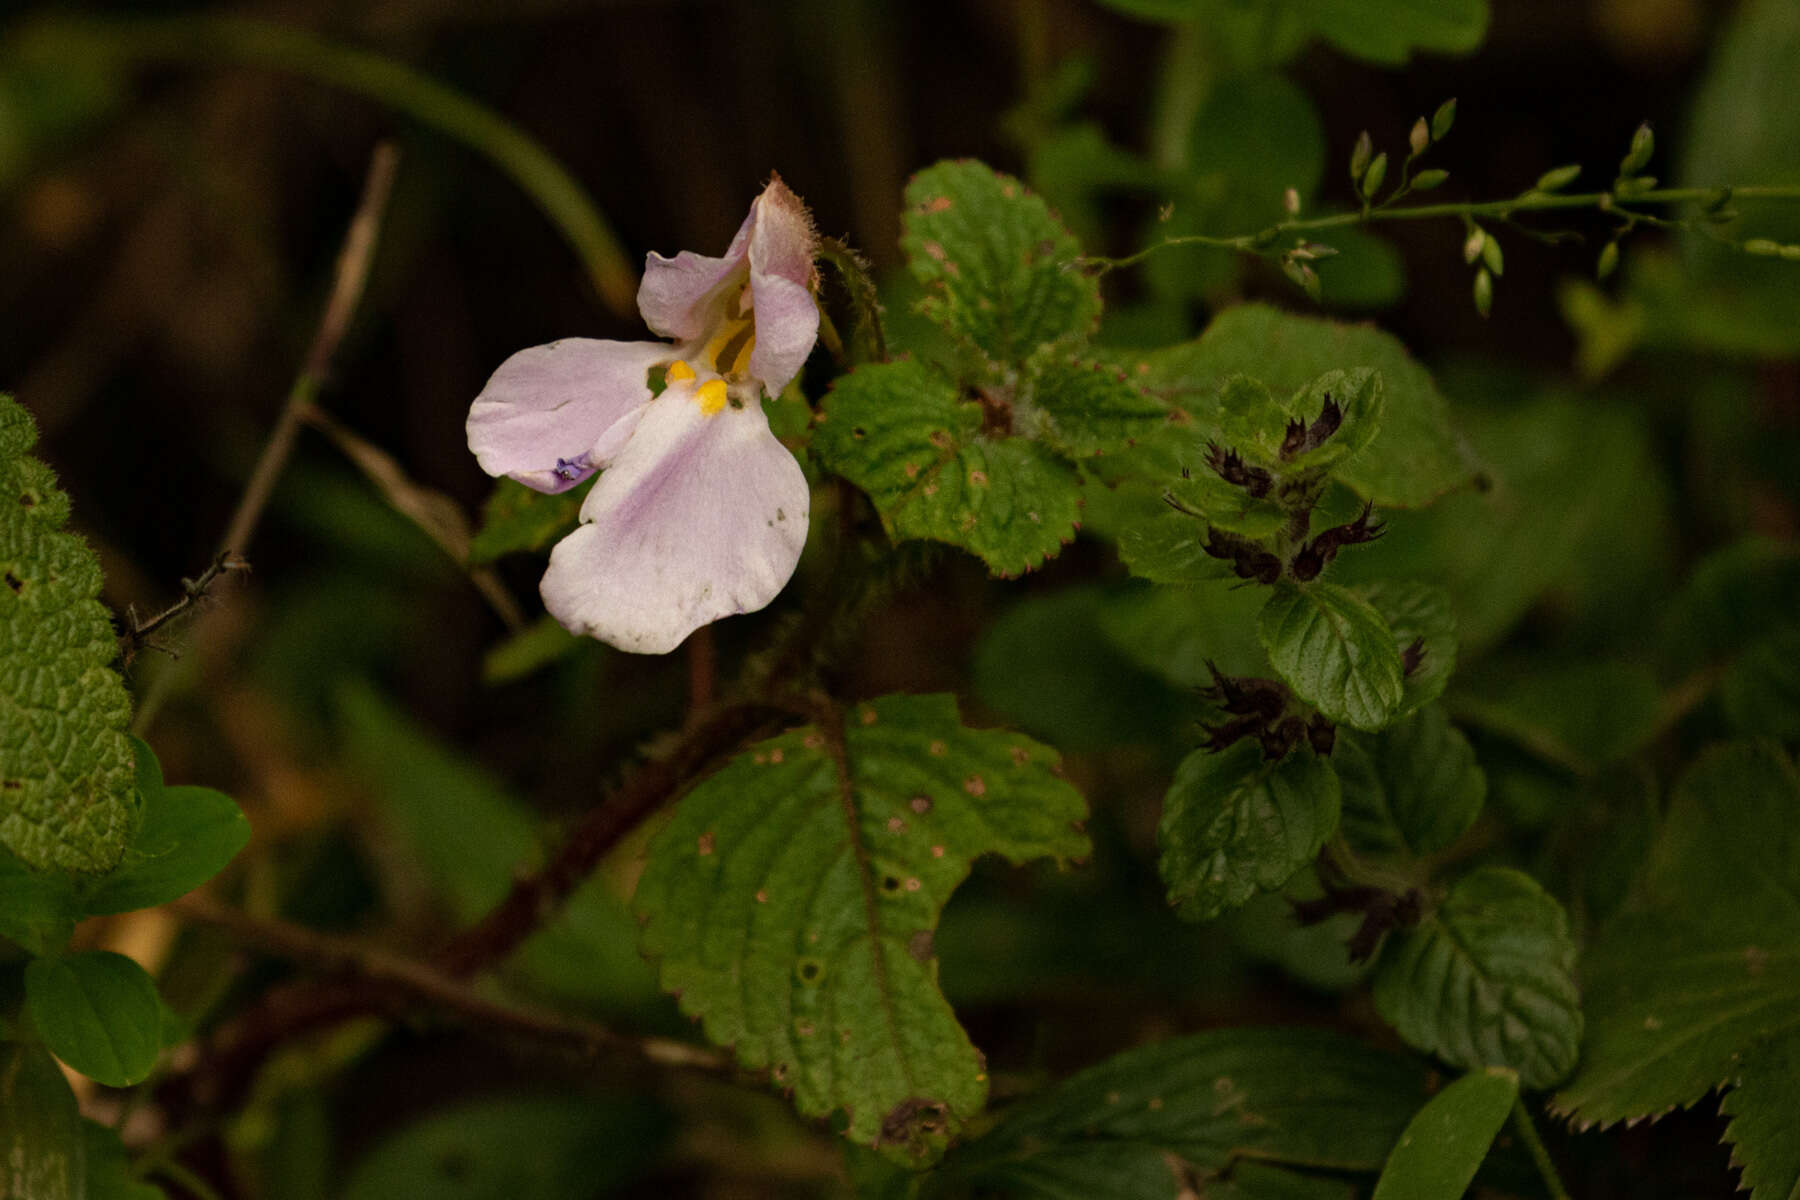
[694,379,728,417]
[665,359,696,383]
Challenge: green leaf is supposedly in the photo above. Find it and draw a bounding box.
[1208,369,1384,475]
[1338,705,1484,857]
[1354,580,1456,717]
[79,737,249,916]
[1554,743,1800,1129]
[1660,537,1800,673]
[1025,358,1170,458]
[933,1026,1433,1197]
[1095,580,1272,689]
[25,950,164,1087]
[902,160,1099,366]
[1371,1068,1519,1200]
[1116,510,1237,585]
[1132,306,1478,508]
[1722,625,1800,740]
[479,615,585,685]
[0,844,80,954]
[466,476,589,565]
[0,394,135,872]
[84,1120,166,1200]
[1452,658,1661,774]
[1333,392,1671,653]
[0,1040,83,1200]
[1259,582,1404,732]
[335,682,657,1009]
[816,360,1081,575]
[341,1093,668,1200]
[971,585,1201,751]
[1159,741,1340,922]
[633,693,1089,1163]
[1671,0,1800,355]
[1720,1028,1800,1200]
[1293,0,1488,64]
[1373,867,1581,1089]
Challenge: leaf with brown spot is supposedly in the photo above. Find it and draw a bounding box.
[634,693,1088,1165]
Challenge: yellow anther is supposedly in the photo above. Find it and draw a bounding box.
[665,359,696,383]
[694,379,728,417]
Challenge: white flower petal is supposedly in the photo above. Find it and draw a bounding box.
[540,382,810,653]
[467,338,669,493]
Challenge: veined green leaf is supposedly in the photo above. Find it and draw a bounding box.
[1354,580,1456,717]
[1259,582,1404,731]
[933,1026,1433,1198]
[1025,358,1170,458]
[1337,705,1484,857]
[1374,867,1580,1089]
[1159,741,1340,922]
[815,360,1081,575]
[902,160,1100,367]
[634,693,1089,1163]
[1554,743,1800,1136]
[0,395,135,872]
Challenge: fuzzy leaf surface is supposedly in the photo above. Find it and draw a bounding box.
[634,693,1089,1163]
[816,360,1080,575]
[1025,358,1170,458]
[0,395,134,872]
[932,1026,1432,1198]
[901,160,1100,366]
[1159,741,1340,922]
[1374,867,1580,1089]
[1132,306,1476,508]
[1259,582,1404,731]
[1554,743,1800,1133]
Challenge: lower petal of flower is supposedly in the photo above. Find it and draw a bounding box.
[466,338,670,493]
[539,382,810,654]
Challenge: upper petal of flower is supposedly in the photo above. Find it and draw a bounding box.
[637,224,752,345]
[466,338,670,493]
[539,377,809,653]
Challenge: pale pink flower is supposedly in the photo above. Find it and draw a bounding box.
[467,178,819,654]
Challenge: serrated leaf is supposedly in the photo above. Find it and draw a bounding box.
[1354,580,1456,717]
[933,1026,1433,1198]
[1338,705,1484,857]
[0,1040,83,1200]
[1554,743,1800,1129]
[1159,741,1340,922]
[902,160,1099,366]
[1131,306,1477,508]
[633,693,1089,1163]
[78,737,249,916]
[1371,1068,1518,1200]
[816,360,1081,575]
[25,950,164,1087]
[466,476,590,565]
[0,394,135,872]
[1259,583,1404,731]
[1025,358,1169,458]
[1373,867,1581,1089]
[1720,1028,1800,1200]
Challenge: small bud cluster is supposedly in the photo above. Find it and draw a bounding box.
[1462,221,1504,318]
[1199,662,1336,759]
[1349,97,1456,220]
[1178,394,1385,586]
[1288,502,1385,581]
